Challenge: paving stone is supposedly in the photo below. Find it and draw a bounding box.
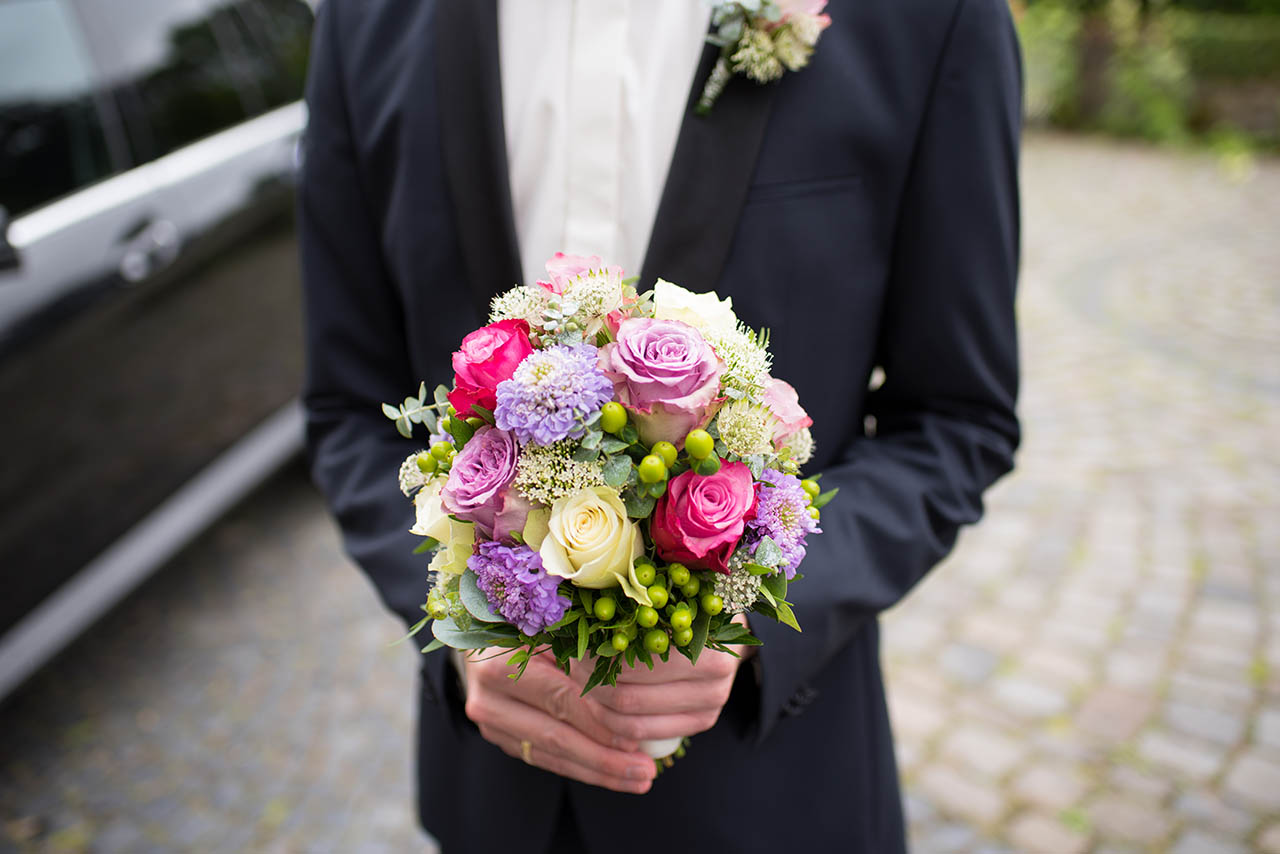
[1258,822,1280,854]
[991,676,1070,719]
[1008,812,1090,854]
[1012,764,1090,811]
[1223,751,1280,811]
[1076,687,1154,744]
[939,724,1027,779]
[916,765,1005,826]
[1163,700,1247,746]
[1257,708,1280,751]
[1174,790,1255,837]
[1088,798,1174,845]
[1136,731,1224,782]
[939,642,1000,685]
[1168,828,1249,854]
[1108,765,1173,802]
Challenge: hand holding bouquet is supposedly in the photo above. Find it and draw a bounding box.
[385,254,836,758]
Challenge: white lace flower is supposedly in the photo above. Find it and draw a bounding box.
[702,322,772,400]
[717,399,774,457]
[714,549,764,614]
[731,28,784,83]
[490,285,548,326]
[784,427,815,465]
[513,440,608,506]
[398,451,431,496]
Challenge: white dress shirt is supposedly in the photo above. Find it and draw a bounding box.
[498,0,710,286]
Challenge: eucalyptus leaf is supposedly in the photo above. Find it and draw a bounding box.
[433,385,451,409]
[571,444,600,463]
[743,454,766,479]
[432,618,513,649]
[459,569,503,623]
[600,437,631,455]
[395,417,412,439]
[623,490,656,519]
[753,536,785,569]
[646,480,667,499]
[381,403,401,420]
[580,429,603,450]
[603,455,632,488]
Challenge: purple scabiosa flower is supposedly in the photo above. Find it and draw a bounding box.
[494,343,613,445]
[468,541,569,636]
[746,468,820,580]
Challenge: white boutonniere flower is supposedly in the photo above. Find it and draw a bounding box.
[698,0,832,115]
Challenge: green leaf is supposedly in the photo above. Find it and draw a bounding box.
[600,437,631,455]
[460,569,503,623]
[450,418,476,447]
[713,622,752,643]
[745,562,773,576]
[571,444,600,463]
[580,654,614,696]
[619,424,639,445]
[602,454,632,487]
[774,601,802,632]
[395,417,412,439]
[546,607,583,632]
[595,639,622,658]
[580,429,603,450]
[646,480,667,499]
[812,487,840,510]
[576,614,589,661]
[578,589,594,614]
[623,490,656,519]
[624,645,637,668]
[431,617,512,649]
[688,608,712,665]
[413,537,440,555]
[761,573,788,604]
[381,403,401,420]
[758,584,777,608]
[753,536,784,569]
[507,648,530,668]
[753,599,778,621]
[433,384,451,409]
[742,454,766,479]
[390,615,430,646]
[470,404,495,424]
[421,638,446,653]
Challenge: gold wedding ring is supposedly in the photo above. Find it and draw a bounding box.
[520,739,533,765]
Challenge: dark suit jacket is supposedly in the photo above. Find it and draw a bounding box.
[299,0,1021,851]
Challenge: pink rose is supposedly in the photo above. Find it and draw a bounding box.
[447,319,533,417]
[536,252,622,295]
[441,426,531,541]
[772,0,831,41]
[762,377,813,445]
[599,318,725,447]
[651,463,758,575]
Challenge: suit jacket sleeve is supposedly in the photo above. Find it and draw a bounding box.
[750,0,1023,741]
[297,0,452,707]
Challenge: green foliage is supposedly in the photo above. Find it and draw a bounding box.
[1019,0,1085,123]
[1100,0,1194,142]
[1168,11,1280,79]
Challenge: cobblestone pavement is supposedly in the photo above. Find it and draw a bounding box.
[1,133,1277,853]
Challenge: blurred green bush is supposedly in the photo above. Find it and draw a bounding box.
[1015,0,1280,147]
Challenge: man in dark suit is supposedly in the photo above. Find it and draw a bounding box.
[299,0,1022,850]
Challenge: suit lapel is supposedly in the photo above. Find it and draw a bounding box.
[434,0,522,320]
[639,44,780,291]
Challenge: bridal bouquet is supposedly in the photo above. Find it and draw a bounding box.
[385,254,835,734]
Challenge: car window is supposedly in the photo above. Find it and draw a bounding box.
[73,0,258,161]
[229,0,313,110]
[0,0,115,217]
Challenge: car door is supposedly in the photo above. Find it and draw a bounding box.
[0,0,310,674]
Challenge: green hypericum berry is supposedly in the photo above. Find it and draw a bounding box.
[635,562,657,587]
[652,441,678,468]
[416,452,438,474]
[668,563,690,586]
[647,585,669,609]
[801,478,821,500]
[693,455,721,476]
[680,577,701,598]
[700,593,724,616]
[600,402,627,434]
[612,632,630,652]
[684,429,714,460]
[446,405,458,417]
[593,597,617,621]
[670,609,693,632]
[637,606,659,628]
[781,459,800,475]
[808,506,821,520]
[465,416,484,428]
[430,441,453,461]
[644,629,670,654]
[637,455,666,484]
[673,627,694,647]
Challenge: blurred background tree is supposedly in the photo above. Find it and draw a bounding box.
[1012,0,1280,149]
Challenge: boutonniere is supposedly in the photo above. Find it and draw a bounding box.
[697,0,832,115]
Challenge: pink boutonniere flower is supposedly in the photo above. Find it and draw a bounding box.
[698,0,832,115]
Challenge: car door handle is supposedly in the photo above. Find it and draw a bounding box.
[119,219,180,283]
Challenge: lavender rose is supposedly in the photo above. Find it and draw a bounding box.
[599,318,725,447]
[441,426,531,541]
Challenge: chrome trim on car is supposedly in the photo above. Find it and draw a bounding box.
[8,102,308,249]
[0,400,304,700]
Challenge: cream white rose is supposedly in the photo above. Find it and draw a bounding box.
[410,479,452,542]
[525,487,650,605]
[653,278,738,334]
[427,518,475,576]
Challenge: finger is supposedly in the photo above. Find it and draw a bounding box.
[485,726,653,795]
[590,679,732,716]
[470,694,656,786]
[609,650,740,685]
[591,707,724,741]
[469,654,641,752]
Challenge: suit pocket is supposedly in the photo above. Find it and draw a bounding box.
[745,174,862,205]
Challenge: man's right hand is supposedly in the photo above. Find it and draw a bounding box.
[462,651,657,794]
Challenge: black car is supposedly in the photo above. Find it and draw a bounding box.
[0,0,314,698]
